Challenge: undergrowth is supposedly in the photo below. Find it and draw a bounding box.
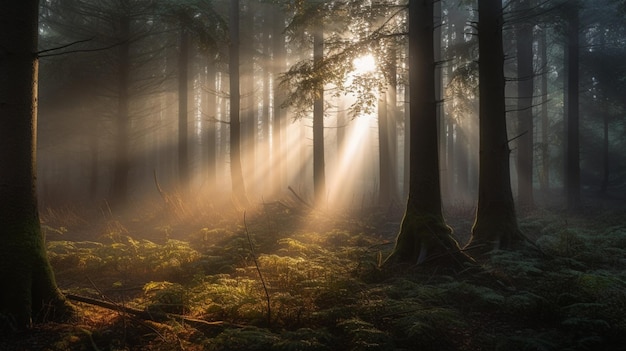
[21,205,626,350]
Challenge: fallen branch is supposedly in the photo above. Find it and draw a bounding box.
[65,293,232,329]
[287,186,313,209]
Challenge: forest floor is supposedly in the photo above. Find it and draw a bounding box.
[3,194,626,350]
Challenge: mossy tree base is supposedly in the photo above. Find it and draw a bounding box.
[384,208,472,269]
[465,201,523,258]
[0,221,73,332]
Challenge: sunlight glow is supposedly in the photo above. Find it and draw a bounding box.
[326,113,376,207]
[352,54,376,75]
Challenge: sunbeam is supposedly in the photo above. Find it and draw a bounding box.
[326,112,377,208]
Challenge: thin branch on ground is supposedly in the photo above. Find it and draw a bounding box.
[243,211,272,327]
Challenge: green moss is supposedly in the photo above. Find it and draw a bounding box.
[385,211,462,266]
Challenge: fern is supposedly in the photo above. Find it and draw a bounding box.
[498,331,562,351]
[392,306,463,349]
[337,318,394,351]
[206,327,280,351]
[272,328,334,351]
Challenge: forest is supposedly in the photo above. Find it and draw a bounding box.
[1,0,625,350]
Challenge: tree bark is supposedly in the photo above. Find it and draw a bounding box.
[229,0,249,207]
[271,8,286,196]
[261,14,271,198]
[313,24,326,204]
[178,28,189,186]
[205,57,217,187]
[565,2,580,209]
[385,0,463,267]
[0,0,71,331]
[515,0,534,210]
[241,7,256,196]
[387,48,399,201]
[110,12,131,206]
[467,0,521,254]
[539,25,550,193]
[378,91,392,206]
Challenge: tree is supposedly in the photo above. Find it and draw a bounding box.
[178,25,190,186]
[565,1,580,209]
[466,0,521,254]
[0,0,71,330]
[313,20,326,204]
[515,0,535,210]
[229,0,249,207]
[271,6,287,196]
[538,23,550,193]
[385,0,463,266]
[109,6,132,205]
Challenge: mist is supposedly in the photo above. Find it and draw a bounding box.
[3,0,625,348]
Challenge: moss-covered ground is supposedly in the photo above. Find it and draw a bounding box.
[3,198,626,350]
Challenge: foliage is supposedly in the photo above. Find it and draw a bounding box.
[280,0,406,118]
[33,206,626,350]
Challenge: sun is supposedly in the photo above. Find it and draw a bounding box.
[352,53,376,75]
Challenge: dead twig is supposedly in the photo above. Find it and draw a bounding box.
[243,211,272,327]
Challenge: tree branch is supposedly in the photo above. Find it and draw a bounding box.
[38,39,129,58]
[37,37,95,55]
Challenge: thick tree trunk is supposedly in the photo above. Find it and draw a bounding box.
[385,0,462,267]
[565,3,580,209]
[313,25,326,204]
[515,0,534,209]
[467,0,520,254]
[229,0,249,207]
[0,0,71,331]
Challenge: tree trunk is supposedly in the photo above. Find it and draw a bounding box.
[515,0,534,210]
[89,124,99,199]
[435,0,447,202]
[387,48,399,201]
[600,114,609,194]
[378,92,392,206]
[539,25,550,193]
[229,0,249,207]
[261,19,271,198]
[271,9,286,196]
[467,0,520,254]
[242,7,256,195]
[313,25,326,204]
[403,79,410,199]
[110,12,131,205]
[565,2,580,209]
[178,28,189,186]
[0,0,71,331]
[205,57,217,187]
[385,0,462,267]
